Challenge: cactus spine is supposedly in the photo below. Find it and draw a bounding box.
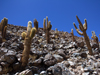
[34,19,38,33]
[21,21,36,67]
[43,16,52,43]
[70,29,75,42]
[73,15,93,55]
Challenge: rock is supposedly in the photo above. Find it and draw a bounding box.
[12,62,21,71]
[77,41,84,48]
[28,66,39,74]
[82,72,90,75]
[80,52,87,58]
[0,65,2,72]
[0,48,8,57]
[63,43,76,49]
[16,54,22,62]
[71,53,80,57]
[18,69,33,75]
[0,52,17,64]
[0,62,10,67]
[29,57,43,66]
[68,61,75,68]
[57,49,66,57]
[52,65,62,75]
[62,61,70,67]
[91,42,99,49]
[47,63,75,75]
[94,61,100,68]
[17,42,24,50]
[51,35,55,39]
[44,54,57,66]
[53,54,64,63]
[40,71,47,75]
[83,67,94,73]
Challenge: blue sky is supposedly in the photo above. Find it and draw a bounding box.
[0,0,100,40]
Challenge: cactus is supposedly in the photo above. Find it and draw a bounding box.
[91,31,99,47]
[44,16,52,43]
[34,19,38,33]
[70,29,75,42]
[21,21,36,67]
[21,32,26,40]
[43,18,46,32]
[62,32,66,38]
[0,17,8,42]
[55,28,59,39]
[73,15,93,55]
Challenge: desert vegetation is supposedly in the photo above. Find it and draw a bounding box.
[0,16,100,75]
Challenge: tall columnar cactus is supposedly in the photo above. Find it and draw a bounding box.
[0,17,8,42]
[91,31,99,45]
[43,16,52,43]
[70,29,75,42]
[34,19,38,33]
[21,21,36,67]
[73,15,93,55]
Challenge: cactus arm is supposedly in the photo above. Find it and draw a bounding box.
[34,19,38,33]
[79,24,85,31]
[27,21,32,36]
[30,28,36,39]
[83,19,87,30]
[21,32,26,39]
[73,23,83,35]
[76,15,83,27]
[43,18,46,32]
[47,21,52,31]
[46,16,48,27]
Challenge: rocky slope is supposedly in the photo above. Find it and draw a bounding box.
[0,24,100,75]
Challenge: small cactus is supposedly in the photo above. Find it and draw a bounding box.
[43,16,52,43]
[73,15,93,55]
[21,21,36,68]
[70,29,75,42]
[55,28,59,39]
[62,32,66,39]
[91,31,99,44]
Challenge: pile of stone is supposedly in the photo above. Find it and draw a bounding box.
[0,24,100,75]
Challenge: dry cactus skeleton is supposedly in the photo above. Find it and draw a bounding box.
[73,15,93,55]
[21,21,36,67]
